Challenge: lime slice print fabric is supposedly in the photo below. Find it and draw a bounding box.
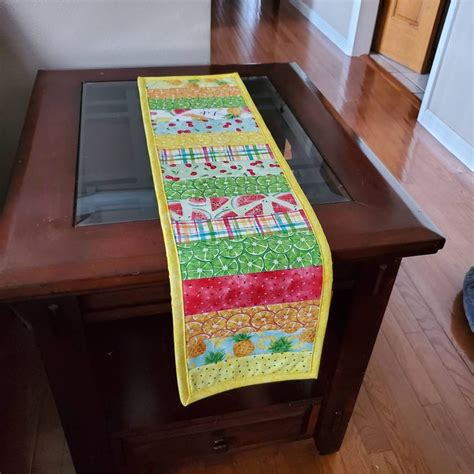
[138,73,332,405]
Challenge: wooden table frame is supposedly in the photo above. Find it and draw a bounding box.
[0,64,444,473]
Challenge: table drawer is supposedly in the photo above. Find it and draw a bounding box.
[80,264,356,324]
[80,283,171,323]
[122,404,314,471]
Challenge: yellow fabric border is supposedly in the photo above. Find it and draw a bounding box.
[138,73,332,406]
[154,131,267,149]
[189,352,313,398]
[138,77,190,404]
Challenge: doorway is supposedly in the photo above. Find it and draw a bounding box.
[369,0,450,101]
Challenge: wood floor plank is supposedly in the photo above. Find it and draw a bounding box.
[362,374,429,473]
[423,403,474,474]
[382,311,441,406]
[369,450,406,474]
[230,445,280,474]
[365,334,455,473]
[317,451,347,474]
[274,440,323,474]
[352,386,392,454]
[199,459,235,474]
[405,330,474,450]
[393,267,441,333]
[387,286,421,335]
[403,258,474,374]
[338,423,372,474]
[424,326,474,411]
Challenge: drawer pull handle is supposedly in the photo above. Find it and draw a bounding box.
[213,438,228,452]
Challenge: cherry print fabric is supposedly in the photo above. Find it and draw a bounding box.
[151,107,257,135]
[138,73,332,405]
[161,158,284,182]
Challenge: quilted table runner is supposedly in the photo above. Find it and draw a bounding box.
[138,73,332,405]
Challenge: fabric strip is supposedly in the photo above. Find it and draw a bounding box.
[162,159,282,183]
[159,145,275,164]
[168,192,300,222]
[172,210,310,243]
[153,130,268,149]
[186,299,321,339]
[178,230,321,279]
[183,266,323,316]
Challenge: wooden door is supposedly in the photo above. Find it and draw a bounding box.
[373,0,446,73]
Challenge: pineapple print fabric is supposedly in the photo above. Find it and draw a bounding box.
[138,73,332,405]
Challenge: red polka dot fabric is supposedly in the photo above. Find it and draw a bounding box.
[183,266,323,316]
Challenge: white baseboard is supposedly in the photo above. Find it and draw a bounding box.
[289,0,350,55]
[418,109,474,171]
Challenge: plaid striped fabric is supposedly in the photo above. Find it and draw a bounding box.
[172,210,310,243]
[159,144,275,164]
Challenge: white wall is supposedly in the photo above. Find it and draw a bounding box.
[290,0,379,56]
[0,0,211,205]
[418,0,474,171]
[303,0,353,38]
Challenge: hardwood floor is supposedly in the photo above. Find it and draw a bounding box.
[1,1,473,472]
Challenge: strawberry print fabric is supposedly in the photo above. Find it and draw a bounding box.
[138,73,332,405]
[183,266,323,315]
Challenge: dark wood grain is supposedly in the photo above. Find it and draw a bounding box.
[315,260,401,453]
[16,298,115,473]
[1,61,446,473]
[0,64,444,301]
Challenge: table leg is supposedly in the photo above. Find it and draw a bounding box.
[314,259,401,454]
[16,297,115,474]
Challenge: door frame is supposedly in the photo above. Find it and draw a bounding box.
[418,0,474,171]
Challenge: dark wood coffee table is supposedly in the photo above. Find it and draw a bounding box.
[0,63,444,473]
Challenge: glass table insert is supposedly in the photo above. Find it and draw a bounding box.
[75,77,350,226]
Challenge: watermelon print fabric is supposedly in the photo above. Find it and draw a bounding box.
[138,73,332,405]
[168,193,300,221]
